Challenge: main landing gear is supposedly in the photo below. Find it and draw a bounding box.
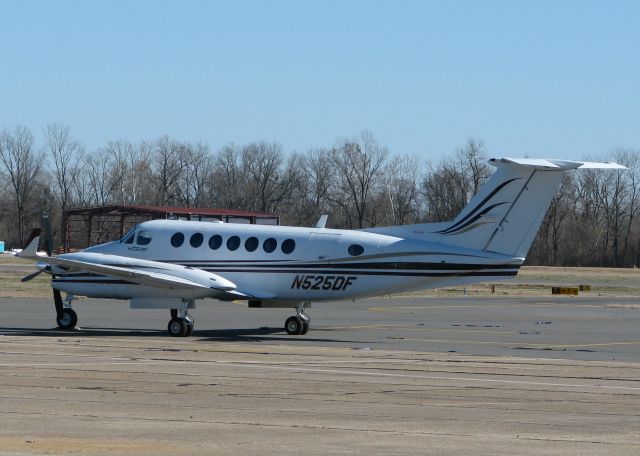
[167,301,194,337]
[55,292,78,330]
[284,302,311,335]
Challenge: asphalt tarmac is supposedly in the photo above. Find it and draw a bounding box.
[2,295,640,362]
[1,295,639,455]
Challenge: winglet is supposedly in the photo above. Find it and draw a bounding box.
[16,236,46,259]
[314,215,328,229]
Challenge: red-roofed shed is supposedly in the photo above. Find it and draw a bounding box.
[62,205,279,252]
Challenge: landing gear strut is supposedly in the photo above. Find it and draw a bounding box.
[55,292,78,330]
[284,302,310,335]
[167,300,194,337]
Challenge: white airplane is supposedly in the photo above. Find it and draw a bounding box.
[18,157,624,337]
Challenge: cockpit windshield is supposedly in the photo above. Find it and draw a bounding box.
[120,228,136,244]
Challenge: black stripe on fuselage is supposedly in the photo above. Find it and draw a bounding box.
[162,261,521,271]
[52,278,138,285]
[203,268,518,277]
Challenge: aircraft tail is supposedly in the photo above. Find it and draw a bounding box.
[365,158,625,258]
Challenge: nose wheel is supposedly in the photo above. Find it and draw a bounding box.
[57,308,78,330]
[55,291,78,330]
[284,303,310,335]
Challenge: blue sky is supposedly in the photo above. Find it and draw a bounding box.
[1,0,638,161]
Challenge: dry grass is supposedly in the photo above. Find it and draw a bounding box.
[0,255,52,298]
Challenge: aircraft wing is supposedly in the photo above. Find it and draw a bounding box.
[49,256,230,290]
[18,236,237,295]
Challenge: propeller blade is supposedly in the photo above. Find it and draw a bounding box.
[21,269,44,282]
[53,288,64,319]
[41,212,54,257]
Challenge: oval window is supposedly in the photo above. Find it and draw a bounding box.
[190,233,204,248]
[136,231,152,245]
[227,235,240,251]
[281,238,296,254]
[208,234,222,250]
[171,232,184,248]
[263,237,277,253]
[348,244,364,256]
[245,237,259,252]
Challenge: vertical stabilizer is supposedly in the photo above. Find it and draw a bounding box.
[362,158,625,259]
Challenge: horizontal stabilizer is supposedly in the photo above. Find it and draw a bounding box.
[491,157,627,170]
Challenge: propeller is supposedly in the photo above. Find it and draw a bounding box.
[41,212,54,257]
[39,212,65,320]
[19,212,66,325]
[20,265,49,282]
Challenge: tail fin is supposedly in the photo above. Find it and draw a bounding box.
[365,158,625,258]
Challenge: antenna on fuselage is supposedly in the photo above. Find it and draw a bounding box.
[314,215,328,229]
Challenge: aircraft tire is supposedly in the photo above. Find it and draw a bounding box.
[168,317,188,337]
[301,321,309,335]
[285,316,304,335]
[184,322,194,337]
[57,308,78,330]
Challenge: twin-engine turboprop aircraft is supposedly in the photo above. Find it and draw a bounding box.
[18,157,624,336]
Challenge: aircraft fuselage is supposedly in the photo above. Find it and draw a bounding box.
[52,219,522,303]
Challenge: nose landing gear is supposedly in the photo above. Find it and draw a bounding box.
[284,302,311,335]
[55,292,78,330]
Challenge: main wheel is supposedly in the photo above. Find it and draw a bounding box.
[168,317,188,337]
[285,316,304,335]
[184,322,194,337]
[57,308,78,330]
[301,320,310,335]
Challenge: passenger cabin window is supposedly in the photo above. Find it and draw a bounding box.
[245,237,259,252]
[209,234,222,250]
[263,237,277,253]
[281,238,296,254]
[190,233,204,248]
[227,235,240,251]
[171,232,185,247]
[348,244,364,256]
[136,231,152,245]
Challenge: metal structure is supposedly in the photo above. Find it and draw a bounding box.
[62,205,279,252]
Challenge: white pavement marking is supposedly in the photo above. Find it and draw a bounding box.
[2,358,639,392]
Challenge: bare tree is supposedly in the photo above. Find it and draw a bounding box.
[383,155,420,225]
[421,138,489,222]
[285,148,335,226]
[330,131,388,228]
[43,124,82,244]
[177,143,214,208]
[209,144,248,210]
[151,136,186,206]
[242,141,294,214]
[74,150,117,206]
[0,126,43,246]
[612,149,640,266]
[107,140,143,205]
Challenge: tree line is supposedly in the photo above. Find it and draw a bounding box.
[1,124,638,267]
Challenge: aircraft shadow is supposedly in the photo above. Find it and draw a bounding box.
[0,326,360,343]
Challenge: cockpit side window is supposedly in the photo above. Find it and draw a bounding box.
[136,231,152,245]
